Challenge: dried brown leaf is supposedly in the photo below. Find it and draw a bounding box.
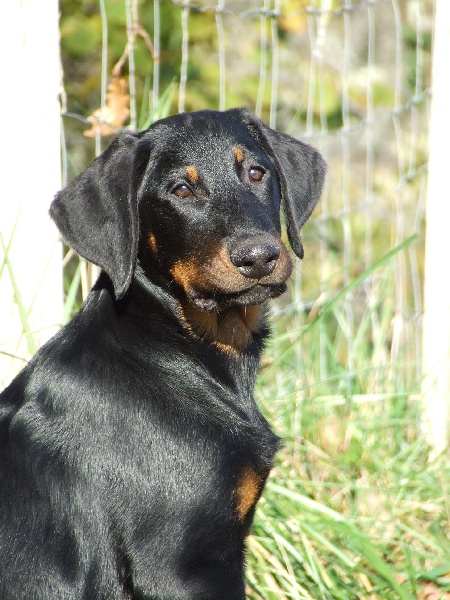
[84,78,130,138]
[417,582,450,600]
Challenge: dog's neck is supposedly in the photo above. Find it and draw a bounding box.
[129,264,268,356]
[177,302,266,356]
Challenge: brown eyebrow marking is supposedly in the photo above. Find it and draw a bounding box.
[185,165,199,184]
[148,233,158,255]
[234,147,245,164]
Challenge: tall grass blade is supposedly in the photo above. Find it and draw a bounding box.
[260,234,418,384]
[267,483,414,600]
[0,230,37,356]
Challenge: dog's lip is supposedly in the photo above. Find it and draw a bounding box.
[189,283,287,313]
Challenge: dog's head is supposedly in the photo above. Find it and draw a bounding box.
[51,109,325,315]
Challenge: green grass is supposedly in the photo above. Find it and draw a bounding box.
[245,239,450,599]
[247,390,449,599]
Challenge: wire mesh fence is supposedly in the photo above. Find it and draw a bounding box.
[60,0,428,403]
[1,0,433,401]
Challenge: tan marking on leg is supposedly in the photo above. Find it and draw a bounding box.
[185,165,199,184]
[148,233,158,254]
[234,147,245,164]
[235,466,263,522]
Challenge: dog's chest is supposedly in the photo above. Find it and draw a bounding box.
[87,403,277,589]
[134,410,276,527]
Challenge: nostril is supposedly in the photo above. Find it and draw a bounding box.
[230,236,280,279]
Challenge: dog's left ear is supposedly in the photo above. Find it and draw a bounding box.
[236,109,326,259]
[50,132,150,299]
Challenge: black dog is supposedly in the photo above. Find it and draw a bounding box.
[0,109,325,599]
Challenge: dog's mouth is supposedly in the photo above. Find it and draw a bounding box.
[189,283,287,313]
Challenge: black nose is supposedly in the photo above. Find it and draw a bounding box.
[230,235,280,279]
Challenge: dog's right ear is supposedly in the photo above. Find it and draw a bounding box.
[50,132,151,299]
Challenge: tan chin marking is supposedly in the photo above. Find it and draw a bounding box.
[178,304,265,355]
[170,259,203,296]
[171,240,292,299]
[170,251,248,302]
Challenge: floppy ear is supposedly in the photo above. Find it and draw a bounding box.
[235,109,326,259]
[50,132,149,299]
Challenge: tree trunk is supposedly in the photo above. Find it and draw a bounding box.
[0,0,62,387]
[422,0,450,458]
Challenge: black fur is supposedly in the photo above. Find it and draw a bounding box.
[0,109,325,599]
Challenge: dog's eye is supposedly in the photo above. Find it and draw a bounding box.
[248,167,265,182]
[172,184,193,199]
